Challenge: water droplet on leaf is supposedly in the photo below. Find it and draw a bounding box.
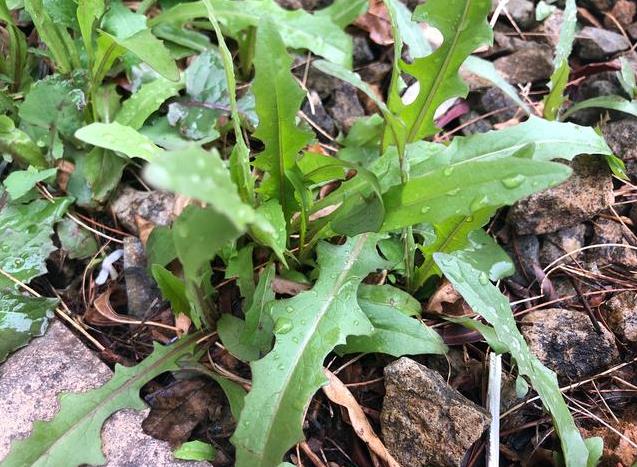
[274,317,293,334]
[501,174,526,188]
[479,272,489,285]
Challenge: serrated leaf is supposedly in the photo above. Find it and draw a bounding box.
[116,77,183,129]
[0,197,71,289]
[381,158,572,232]
[386,0,493,144]
[75,122,161,161]
[3,167,57,200]
[252,19,313,219]
[543,0,576,120]
[339,284,446,356]
[434,253,601,467]
[2,333,201,467]
[0,292,57,363]
[174,440,216,461]
[151,0,353,67]
[384,0,431,60]
[232,234,387,466]
[414,208,493,289]
[562,95,637,120]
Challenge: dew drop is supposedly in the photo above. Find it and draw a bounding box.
[277,364,285,370]
[285,306,294,314]
[443,167,454,176]
[465,215,474,222]
[13,257,24,267]
[292,336,299,343]
[470,194,489,212]
[479,272,489,285]
[446,187,460,196]
[274,317,293,334]
[420,206,431,214]
[353,320,360,326]
[501,174,526,189]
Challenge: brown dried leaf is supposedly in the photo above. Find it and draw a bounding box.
[322,369,400,467]
[354,0,393,46]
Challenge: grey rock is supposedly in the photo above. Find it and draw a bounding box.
[480,88,518,123]
[353,34,375,66]
[493,45,554,84]
[575,27,630,61]
[587,218,637,268]
[0,320,206,466]
[325,84,366,133]
[381,358,490,467]
[603,0,636,29]
[358,61,392,84]
[459,110,494,136]
[303,67,340,99]
[124,236,164,318]
[603,291,637,344]
[603,118,637,162]
[506,0,536,29]
[111,187,175,235]
[521,308,620,382]
[628,22,637,41]
[302,91,336,138]
[539,224,587,268]
[507,155,614,235]
[536,9,563,48]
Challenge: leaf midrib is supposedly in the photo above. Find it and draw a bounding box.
[405,0,473,143]
[252,234,369,462]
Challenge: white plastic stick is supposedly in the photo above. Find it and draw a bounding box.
[486,352,502,467]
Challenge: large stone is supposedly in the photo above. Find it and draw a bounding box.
[381,358,491,467]
[575,27,630,61]
[0,320,206,466]
[539,224,587,268]
[493,45,553,84]
[507,155,614,235]
[603,118,637,162]
[603,291,637,344]
[587,218,637,268]
[521,308,620,382]
[506,0,536,29]
[111,187,175,235]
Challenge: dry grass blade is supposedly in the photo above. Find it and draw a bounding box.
[322,368,400,467]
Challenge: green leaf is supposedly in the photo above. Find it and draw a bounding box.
[3,167,57,200]
[151,0,353,67]
[102,0,146,39]
[24,0,80,74]
[252,19,313,219]
[218,314,260,362]
[449,229,514,281]
[339,284,447,356]
[240,263,276,358]
[618,57,636,98]
[153,23,211,52]
[145,146,255,230]
[147,225,177,268]
[116,77,183,129]
[434,253,601,467]
[380,158,572,232]
[543,0,576,120]
[414,208,493,288]
[232,234,387,466]
[2,333,201,466]
[56,217,99,260]
[315,0,367,29]
[172,206,244,328]
[251,200,287,262]
[0,116,46,168]
[422,116,613,165]
[0,292,57,363]
[174,440,216,461]
[84,148,128,203]
[0,0,27,92]
[19,72,87,141]
[225,245,255,309]
[562,95,637,120]
[77,0,104,59]
[0,197,71,289]
[75,122,161,161]
[203,0,255,203]
[386,0,493,144]
[444,315,509,353]
[462,55,530,114]
[105,29,180,81]
[384,0,431,59]
[151,264,190,316]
